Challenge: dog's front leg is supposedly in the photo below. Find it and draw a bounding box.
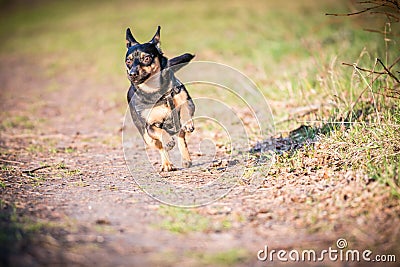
[153,139,176,172]
[147,124,175,151]
[178,129,192,168]
[147,124,176,172]
[176,99,195,168]
[179,99,195,133]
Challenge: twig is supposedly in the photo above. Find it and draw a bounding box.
[363,28,400,37]
[352,62,382,124]
[370,11,400,22]
[22,165,51,174]
[350,56,400,109]
[359,0,400,10]
[342,62,386,74]
[326,4,385,16]
[375,91,400,99]
[375,85,400,99]
[0,158,24,165]
[389,56,400,70]
[376,58,400,83]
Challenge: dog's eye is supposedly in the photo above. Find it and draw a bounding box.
[142,55,152,65]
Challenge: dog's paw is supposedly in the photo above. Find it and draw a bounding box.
[182,120,195,133]
[160,162,176,172]
[182,160,192,168]
[164,138,175,151]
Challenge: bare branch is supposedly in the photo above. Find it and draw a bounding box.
[327,0,400,21]
[0,158,24,165]
[326,4,385,16]
[363,28,400,37]
[22,164,51,174]
[377,58,400,83]
[342,62,386,74]
[374,90,400,99]
[370,11,400,22]
[359,0,400,10]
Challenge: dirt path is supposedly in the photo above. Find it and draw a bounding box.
[1,54,400,267]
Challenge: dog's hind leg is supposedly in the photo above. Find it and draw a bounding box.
[178,129,192,168]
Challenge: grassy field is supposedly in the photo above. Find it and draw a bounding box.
[0,0,392,113]
[1,0,399,266]
[0,0,385,82]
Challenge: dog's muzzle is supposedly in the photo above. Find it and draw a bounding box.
[128,67,139,79]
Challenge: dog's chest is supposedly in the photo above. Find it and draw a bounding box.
[140,102,180,133]
[141,103,171,124]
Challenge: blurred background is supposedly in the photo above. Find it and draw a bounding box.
[0,0,387,133]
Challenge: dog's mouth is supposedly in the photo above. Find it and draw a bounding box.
[129,72,151,85]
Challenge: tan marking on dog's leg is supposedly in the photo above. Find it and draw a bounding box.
[159,149,175,172]
[148,125,175,150]
[173,94,195,133]
[178,129,192,168]
[180,103,195,132]
[155,139,176,172]
[143,130,175,172]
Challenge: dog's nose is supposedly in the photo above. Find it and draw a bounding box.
[129,68,139,77]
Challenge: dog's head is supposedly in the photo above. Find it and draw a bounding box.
[125,26,166,85]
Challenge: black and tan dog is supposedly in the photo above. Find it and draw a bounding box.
[125,26,195,171]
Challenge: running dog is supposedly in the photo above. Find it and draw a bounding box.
[125,26,195,172]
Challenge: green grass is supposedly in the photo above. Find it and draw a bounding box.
[270,102,400,196]
[323,107,400,196]
[156,205,234,233]
[26,144,45,153]
[1,165,14,171]
[28,175,46,187]
[157,205,210,233]
[55,162,82,177]
[1,115,34,130]
[187,248,249,266]
[0,204,57,244]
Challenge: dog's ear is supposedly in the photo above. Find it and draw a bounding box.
[150,26,162,53]
[126,28,139,48]
[168,53,195,72]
